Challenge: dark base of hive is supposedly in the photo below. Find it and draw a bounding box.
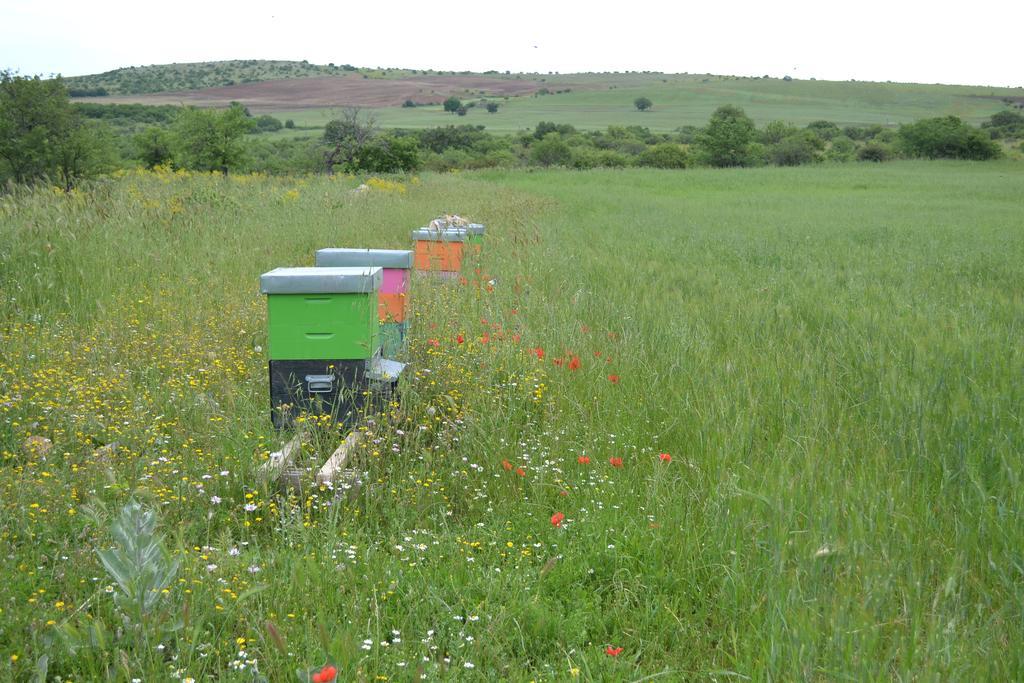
[268,359,398,430]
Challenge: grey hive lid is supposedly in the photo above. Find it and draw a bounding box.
[367,357,406,382]
[315,248,413,269]
[466,223,485,235]
[260,267,382,294]
[411,228,469,242]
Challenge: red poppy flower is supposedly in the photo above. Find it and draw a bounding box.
[512,334,521,343]
[456,334,465,344]
[568,355,581,371]
[608,374,620,384]
[551,512,565,527]
[577,455,591,464]
[659,453,672,463]
[480,318,489,325]
[428,338,440,348]
[502,459,512,471]
[459,276,468,286]
[594,351,603,358]
[559,490,568,496]
[313,665,337,682]
[553,358,564,367]
[515,467,526,477]
[532,347,545,360]
[510,308,518,315]
[609,457,623,468]
[605,646,623,657]
[481,332,490,344]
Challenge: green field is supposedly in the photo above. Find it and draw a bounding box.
[272,74,1024,133]
[2,162,1023,680]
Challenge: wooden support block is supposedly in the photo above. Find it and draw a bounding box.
[259,431,304,482]
[316,431,362,486]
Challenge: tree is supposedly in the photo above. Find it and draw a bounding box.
[443,96,462,113]
[530,133,573,167]
[770,133,820,166]
[323,107,378,175]
[637,143,689,169]
[134,127,173,168]
[456,106,468,117]
[0,71,116,189]
[253,115,283,133]
[806,120,841,141]
[898,116,1001,160]
[172,104,253,174]
[486,102,499,113]
[355,135,421,173]
[634,96,653,112]
[696,105,758,167]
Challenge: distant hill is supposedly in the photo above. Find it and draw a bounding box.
[62,60,1024,132]
[63,59,377,95]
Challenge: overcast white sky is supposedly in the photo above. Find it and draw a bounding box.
[1,0,1021,87]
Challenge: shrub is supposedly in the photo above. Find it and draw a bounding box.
[530,133,573,166]
[637,143,689,169]
[806,120,841,141]
[253,115,283,133]
[858,142,893,162]
[770,134,821,166]
[284,119,295,129]
[443,96,461,113]
[825,136,856,162]
[634,97,653,112]
[898,116,1001,160]
[486,102,499,113]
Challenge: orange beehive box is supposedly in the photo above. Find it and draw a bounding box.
[377,292,408,323]
[412,228,468,273]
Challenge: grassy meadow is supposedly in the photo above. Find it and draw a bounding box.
[272,74,1024,133]
[1,161,1023,680]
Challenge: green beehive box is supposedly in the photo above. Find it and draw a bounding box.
[260,267,382,360]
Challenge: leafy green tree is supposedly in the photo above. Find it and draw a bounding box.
[355,135,421,173]
[825,135,856,162]
[323,107,378,175]
[634,96,653,112]
[486,102,499,113]
[534,121,576,139]
[760,120,799,146]
[697,105,758,167]
[806,120,841,141]
[637,143,689,169]
[134,127,173,168]
[253,115,282,133]
[898,116,1001,160]
[171,104,253,174]
[443,96,462,113]
[857,141,893,162]
[284,119,295,129]
[770,133,821,166]
[0,71,116,188]
[530,133,573,166]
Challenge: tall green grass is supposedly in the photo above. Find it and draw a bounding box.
[0,162,1021,680]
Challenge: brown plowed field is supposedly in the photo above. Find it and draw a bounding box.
[75,75,547,111]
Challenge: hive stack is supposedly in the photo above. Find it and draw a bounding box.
[315,248,413,357]
[412,227,469,279]
[260,266,402,429]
